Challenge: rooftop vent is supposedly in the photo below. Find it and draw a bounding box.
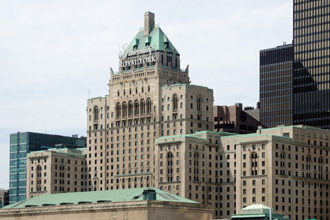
[133,195,140,200]
[42,204,55,206]
[78,201,92,204]
[25,205,38,207]
[97,200,111,203]
[60,202,74,205]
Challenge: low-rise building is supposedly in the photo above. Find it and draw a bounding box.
[243,102,260,121]
[26,148,87,199]
[0,188,212,220]
[213,103,263,134]
[231,204,289,220]
[9,132,86,203]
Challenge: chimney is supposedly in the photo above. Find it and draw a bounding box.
[144,12,155,36]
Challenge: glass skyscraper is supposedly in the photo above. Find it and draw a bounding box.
[9,132,86,204]
[260,44,294,128]
[293,0,330,129]
[260,1,330,129]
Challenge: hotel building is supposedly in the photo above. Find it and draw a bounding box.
[86,12,213,192]
[155,125,330,220]
[23,10,330,220]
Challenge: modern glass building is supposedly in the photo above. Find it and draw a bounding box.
[293,0,330,129]
[260,1,330,129]
[9,132,86,204]
[260,44,294,128]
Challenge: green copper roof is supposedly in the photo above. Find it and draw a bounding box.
[261,124,330,132]
[125,26,179,55]
[4,188,197,209]
[231,214,266,218]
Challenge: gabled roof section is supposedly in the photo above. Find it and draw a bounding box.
[241,204,271,214]
[124,26,179,56]
[3,188,197,209]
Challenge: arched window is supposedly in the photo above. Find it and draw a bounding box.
[319,156,323,164]
[123,89,126,96]
[93,106,99,121]
[128,101,133,116]
[167,152,173,182]
[117,90,120,96]
[116,103,121,118]
[173,94,178,111]
[148,85,150,92]
[146,98,152,114]
[142,86,144,93]
[140,99,145,114]
[134,100,139,115]
[122,102,127,117]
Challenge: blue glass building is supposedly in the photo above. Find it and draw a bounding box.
[9,132,86,204]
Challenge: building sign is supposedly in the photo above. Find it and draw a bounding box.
[119,44,157,68]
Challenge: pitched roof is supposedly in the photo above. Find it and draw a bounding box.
[3,188,197,209]
[242,204,271,210]
[123,25,179,55]
[241,204,271,215]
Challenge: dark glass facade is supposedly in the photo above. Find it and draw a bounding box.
[260,44,294,127]
[293,0,330,129]
[9,132,86,204]
[260,1,330,129]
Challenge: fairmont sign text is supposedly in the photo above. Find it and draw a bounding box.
[119,44,157,68]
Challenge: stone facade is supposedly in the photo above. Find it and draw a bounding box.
[0,201,212,220]
[155,125,330,220]
[0,190,9,208]
[26,148,87,199]
[23,12,330,220]
[86,12,213,192]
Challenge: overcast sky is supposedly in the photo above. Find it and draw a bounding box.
[0,0,292,189]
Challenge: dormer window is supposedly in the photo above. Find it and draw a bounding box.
[164,35,169,48]
[145,37,151,47]
[133,39,139,50]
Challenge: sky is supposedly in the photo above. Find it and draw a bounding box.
[0,0,293,189]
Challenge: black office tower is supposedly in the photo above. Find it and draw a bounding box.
[293,0,330,129]
[260,1,330,129]
[260,44,294,128]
